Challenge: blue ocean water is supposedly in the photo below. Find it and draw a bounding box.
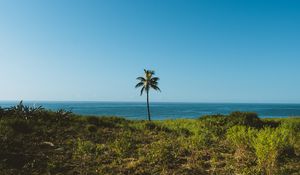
[0,101,300,120]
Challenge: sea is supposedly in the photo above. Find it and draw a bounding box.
[0,101,300,120]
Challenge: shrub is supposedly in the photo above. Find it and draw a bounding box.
[0,107,4,117]
[40,109,72,124]
[87,116,127,128]
[55,109,72,121]
[226,126,258,174]
[144,122,156,130]
[199,114,227,127]
[86,124,97,133]
[74,139,95,158]
[144,122,172,133]
[197,126,220,146]
[178,128,193,137]
[253,127,291,175]
[145,139,180,167]
[198,112,263,140]
[226,125,257,150]
[279,119,300,145]
[0,120,14,143]
[110,131,134,157]
[86,116,100,126]
[227,111,262,128]
[73,139,97,174]
[73,139,106,165]
[262,119,281,128]
[5,101,44,120]
[8,119,33,134]
[198,114,228,143]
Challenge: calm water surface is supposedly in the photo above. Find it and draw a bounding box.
[1,101,300,120]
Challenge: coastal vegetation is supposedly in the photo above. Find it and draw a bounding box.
[0,102,299,175]
[135,69,161,121]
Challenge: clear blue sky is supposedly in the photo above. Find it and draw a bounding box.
[0,0,299,103]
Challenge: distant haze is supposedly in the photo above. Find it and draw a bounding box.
[0,0,300,103]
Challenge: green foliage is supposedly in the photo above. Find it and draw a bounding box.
[198,112,263,145]
[86,116,126,128]
[4,101,44,119]
[0,107,5,117]
[86,124,97,133]
[197,114,230,145]
[226,125,257,150]
[86,116,100,125]
[197,125,220,146]
[279,119,300,145]
[144,139,180,167]
[74,139,95,158]
[0,103,299,175]
[199,114,227,127]
[226,126,258,174]
[227,111,263,128]
[144,122,172,133]
[0,120,15,154]
[253,127,292,175]
[110,131,134,157]
[226,123,298,175]
[72,139,97,175]
[200,112,264,129]
[54,109,72,121]
[8,119,34,134]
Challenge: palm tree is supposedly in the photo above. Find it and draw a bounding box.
[135,69,161,121]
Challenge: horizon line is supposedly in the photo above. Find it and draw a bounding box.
[0,100,300,105]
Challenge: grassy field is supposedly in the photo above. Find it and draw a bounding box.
[0,103,299,175]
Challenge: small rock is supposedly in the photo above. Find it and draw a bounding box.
[41,141,55,147]
[55,147,64,151]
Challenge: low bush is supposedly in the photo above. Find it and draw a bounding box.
[253,127,292,175]
[199,114,227,127]
[0,107,5,117]
[198,112,263,139]
[144,139,181,167]
[280,119,300,145]
[198,114,228,143]
[86,116,100,125]
[197,126,221,146]
[178,128,193,137]
[72,139,97,175]
[86,116,127,128]
[226,126,258,174]
[226,125,257,150]
[0,103,299,175]
[144,122,172,133]
[110,131,134,157]
[8,119,34,134]
[227,111,263,128]
[86,124,98,133]
[73,139,95,158]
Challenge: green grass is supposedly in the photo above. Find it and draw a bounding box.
[0,103,299,175]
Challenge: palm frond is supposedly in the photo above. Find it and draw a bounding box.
[149,70,155,75]
[149,81,158,86]
[135,82,144,88]
[150,84,161,92]
[151,77,159,82]
[137,69,160,95]
[140,86,145,96]
[150,79,158,83]
[136,77,146,81]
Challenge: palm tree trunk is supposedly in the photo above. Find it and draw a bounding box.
[146,90,151,121]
